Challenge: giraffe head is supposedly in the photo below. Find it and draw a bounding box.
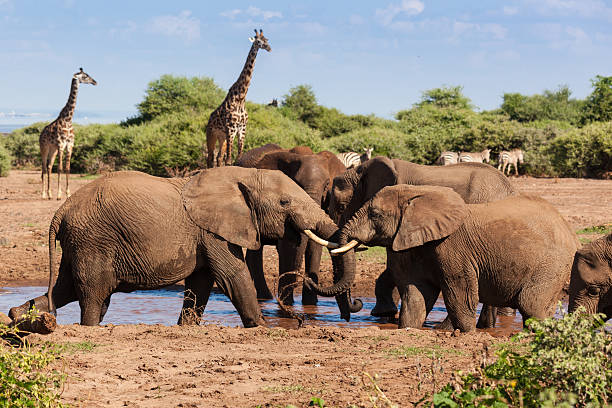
[73,68,97,86]
[249,29,271,52]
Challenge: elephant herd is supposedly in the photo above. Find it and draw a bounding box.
[8,144,612,332]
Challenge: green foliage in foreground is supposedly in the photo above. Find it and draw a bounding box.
[0,142,11,177]
[427,308,612,407]
[0,315,67,407]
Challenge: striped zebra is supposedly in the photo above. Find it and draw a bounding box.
[336,147,373,168]
[436,151,459,166]
[458,149,491,163]
[498,148,523,176]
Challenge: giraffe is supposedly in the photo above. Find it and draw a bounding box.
[39,68,97,199]
[206,29,271,168]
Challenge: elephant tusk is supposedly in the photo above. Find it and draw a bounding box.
[303,229,339,249]
[330,240,359,255]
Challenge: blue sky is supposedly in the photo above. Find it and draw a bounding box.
[1,0,611,126]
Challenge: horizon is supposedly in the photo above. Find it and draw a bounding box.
[2,1,611,127]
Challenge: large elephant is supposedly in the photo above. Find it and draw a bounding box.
[316,185,579,331]
[8,168,338,327]
[238,148,347,305]
[569,233,612,320]
[313,156,517,327]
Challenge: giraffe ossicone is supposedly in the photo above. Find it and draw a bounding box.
[206,29,271,168]
[39,68,97,200]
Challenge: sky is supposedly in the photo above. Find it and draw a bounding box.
[1,0,612,126]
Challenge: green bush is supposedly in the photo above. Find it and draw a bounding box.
[1,316,67,407]
[3,122,46,167]
[0,142,11,177]
[427,308,612,407]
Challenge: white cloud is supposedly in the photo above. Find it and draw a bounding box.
[149,10,200,43]
[297,22,326,36]
[503,6,519,15]
[452,22,507,40]
[221,6,282,21]
[375,0,424,26]
[526,0,612,20]
[565,26,591,45]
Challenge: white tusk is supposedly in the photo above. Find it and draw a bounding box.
[303,229,339,249]
[330,239,359,254]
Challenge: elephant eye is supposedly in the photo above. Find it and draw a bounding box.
[280,197,291,207]
[587,285,600,296]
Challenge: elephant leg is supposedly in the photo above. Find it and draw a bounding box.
[9,255,77,319]
[245,248,274,300]
[74,258,115,326]
[371,268,398,317]
[277,235,307,305]
[178,270,214,325]
[476,305,498,329]
[440,279,479,333]
[207,239,265,328]
[99,295,112,323]
[301,239,322,305]
[398,283,436,329]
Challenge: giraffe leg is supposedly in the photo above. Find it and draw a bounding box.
[56,149,64,200]
[65,145,73,197]
[235,127,246,163]
[225,134,234,166]
[46,148,59,201]
[206,128,216,168]
[40,145,49,199]
[216,136,227,168]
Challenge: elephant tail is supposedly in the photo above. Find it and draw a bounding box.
[47,208,64,316]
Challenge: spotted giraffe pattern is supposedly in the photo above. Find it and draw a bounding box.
[206,30,271,168]
[39,68,96,199]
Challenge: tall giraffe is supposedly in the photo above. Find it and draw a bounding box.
[206,29,271,168]
[39,68,97,199]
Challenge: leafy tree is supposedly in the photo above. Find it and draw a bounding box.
[134,75,225,122]
[501,85,583,124]
[281,84,320,125]
[414,85,474,110]
[581,75,612,124]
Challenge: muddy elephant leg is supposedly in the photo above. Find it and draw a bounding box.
[440,279,479,333]
[302,239,322,305]
[371,268,398,317]
[277,235,307,305]
[245,248,274,300]
[207,239,265,328]
[99,295,112,323]
[397,283,440,329]
[9,256,78,320]
[178,270,214,325]
[476,305,498,329]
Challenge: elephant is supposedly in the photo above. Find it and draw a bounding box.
[238,147,347,306]
[314,184,579,332]
[569,233,612,321]
[309,156,518,327]
[8,168,339,327]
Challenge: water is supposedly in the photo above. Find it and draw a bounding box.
[0,286,530,334]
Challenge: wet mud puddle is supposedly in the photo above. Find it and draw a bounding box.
[1,286,534,335]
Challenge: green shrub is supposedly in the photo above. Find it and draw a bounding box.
[0,142,11,177]
[3,122,46,167]
[1,316,67,407]
[427,308,612,407]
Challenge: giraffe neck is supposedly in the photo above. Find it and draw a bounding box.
[227,43,260,104]
[58,78,79,122]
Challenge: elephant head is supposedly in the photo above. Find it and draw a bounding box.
[307,185,468,300]
[182,167,339,251]
[569,233,612,320]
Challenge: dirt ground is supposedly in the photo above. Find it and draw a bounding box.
[1,170,611,407]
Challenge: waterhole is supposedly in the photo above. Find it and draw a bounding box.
[1,286,540,335]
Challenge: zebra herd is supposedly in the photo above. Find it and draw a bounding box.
[437,148,524,176]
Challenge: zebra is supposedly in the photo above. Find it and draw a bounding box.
[336,147,373,168]
[436,151,459,166]
[458,149,491,163]
[498,148,524,176]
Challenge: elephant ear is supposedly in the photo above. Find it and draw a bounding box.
[392,185,468,251]
[182,169,260,250]
[358,156,399,201]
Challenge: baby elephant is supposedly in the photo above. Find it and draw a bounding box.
[324,185,579,332]
[569,233,612,320]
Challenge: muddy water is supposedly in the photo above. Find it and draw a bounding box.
[1,286,541,335]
